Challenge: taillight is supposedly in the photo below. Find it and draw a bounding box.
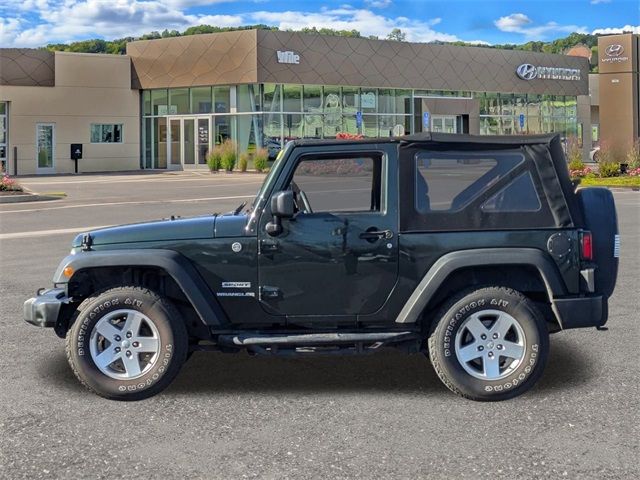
[580,231,593,261]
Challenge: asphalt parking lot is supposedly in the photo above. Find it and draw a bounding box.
[1,172,639,479]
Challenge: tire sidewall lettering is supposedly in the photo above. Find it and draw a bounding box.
[72,292,175,396]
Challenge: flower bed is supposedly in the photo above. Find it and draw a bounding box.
[0,173,23,193]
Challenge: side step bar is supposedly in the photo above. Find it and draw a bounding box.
[219,331,417,346]
[217,331,421,356]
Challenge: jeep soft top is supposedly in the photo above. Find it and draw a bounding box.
[24,133,619,401]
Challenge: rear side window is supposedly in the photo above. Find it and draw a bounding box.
[481,172,541,212]
[400,148,555,232]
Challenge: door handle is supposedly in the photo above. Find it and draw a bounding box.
[359,229,393,242]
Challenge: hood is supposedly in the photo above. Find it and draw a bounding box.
[72,213,250,247]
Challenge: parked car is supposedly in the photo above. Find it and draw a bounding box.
[25,133,619,401]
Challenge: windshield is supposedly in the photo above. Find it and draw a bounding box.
[249,143,289,212]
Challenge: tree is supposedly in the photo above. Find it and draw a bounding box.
[387,28,406,42]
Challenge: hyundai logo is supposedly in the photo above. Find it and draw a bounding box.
[516,64,537,80]
[605,44,624,57]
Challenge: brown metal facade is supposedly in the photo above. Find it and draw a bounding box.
[127,29,589,96]
[0,49,55,87]
[127,30,258,90]
[255,30,588,95]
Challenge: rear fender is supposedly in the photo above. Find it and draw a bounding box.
[395,248,567,324]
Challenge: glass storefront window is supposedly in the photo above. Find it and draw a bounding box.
[144,118,152,168]
[283,114,303,140]
[527,94,542,117]
[154,117,167,168]
[213,86,230,113]
[169,88,189,115]
[237,114,262,153]
[360,88,377,113]
[378,89,395,114]
[237,84,261,112]
[395,90,411,115]
[191,87,212,114]
[264,113,282,151]
[151,89,168,115]
[263,84,281,113]
[363,115,378,137]
[303,85,322,113]
[304,114,322,138]
[500,94,515,117]
[342,87,359,114]
[341,114,359,135]
[323,86,341,137]
[142,91,151,116]
[283,84,302,112]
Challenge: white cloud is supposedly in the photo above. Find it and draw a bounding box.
[0,17,25,46]
[1,0,244,47]
[365,0,392,8]
[593,25,640,34]
[495,12,587,39]
[495,13,532,32]
[250,7,461,42]
[2,1,483,48]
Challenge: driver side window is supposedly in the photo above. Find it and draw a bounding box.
[289,154,382,213]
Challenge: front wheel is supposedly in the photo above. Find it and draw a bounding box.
[428,287,549,401]
[66,286,188,400]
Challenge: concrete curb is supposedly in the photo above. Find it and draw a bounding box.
[0,192,65,204]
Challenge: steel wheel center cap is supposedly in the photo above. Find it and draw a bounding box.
[121,340,131,348]
[486,341,494,349]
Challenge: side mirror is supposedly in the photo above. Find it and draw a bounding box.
[266,190,294,236]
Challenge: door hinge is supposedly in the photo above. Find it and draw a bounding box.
[259,286,281,300]
[259,239,280,253]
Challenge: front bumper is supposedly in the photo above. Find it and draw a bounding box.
[553,295,607,330]
[24,288,69,328]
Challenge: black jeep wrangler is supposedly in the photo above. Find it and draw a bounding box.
[25,133,619,401]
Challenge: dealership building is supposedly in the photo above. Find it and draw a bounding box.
[0,30,637,175]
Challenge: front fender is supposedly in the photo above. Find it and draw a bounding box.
[395,248,567,324]
[54,249,227,326]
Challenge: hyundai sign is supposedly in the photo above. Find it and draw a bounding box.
[516,63,581,81]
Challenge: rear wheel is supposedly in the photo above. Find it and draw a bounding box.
[66,286,188,400]
[428,287,549,401]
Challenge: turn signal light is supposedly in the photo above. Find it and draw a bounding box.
[63,266,75,278]
[580,231,593,261]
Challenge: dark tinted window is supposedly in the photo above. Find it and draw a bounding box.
[290,156,381,213]
[414,151,524,213]
[481,172,541,212]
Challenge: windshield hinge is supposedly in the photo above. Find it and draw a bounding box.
[81,233,93,251]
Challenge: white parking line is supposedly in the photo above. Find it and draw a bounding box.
[0,225,111,240]
[0,194,254,214]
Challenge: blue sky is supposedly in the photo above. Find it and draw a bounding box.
[0,0,638,48]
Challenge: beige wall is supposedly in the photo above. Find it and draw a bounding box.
[2,52,139,175]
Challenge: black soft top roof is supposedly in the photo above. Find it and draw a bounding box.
[291,132,558,147]
[290,133,583,228]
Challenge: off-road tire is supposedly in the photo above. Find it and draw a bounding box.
[428,287,549,401]
[66,286,188,400]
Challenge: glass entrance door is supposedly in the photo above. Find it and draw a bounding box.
[36,123,55,173]
[432,115,458,133]
[167,117,209,169]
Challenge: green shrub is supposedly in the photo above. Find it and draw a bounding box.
[253,147,269,172]
[568,158,585,171]
[565,136,583,169]
[627,140,640,169]
[238,153,249,172]
[220,140,237,172]
[206,148,221,172]
[598,161,619,178]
